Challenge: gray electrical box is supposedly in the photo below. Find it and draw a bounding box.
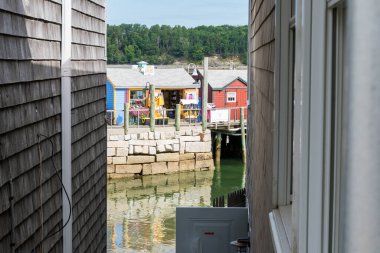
[176,207,248,253]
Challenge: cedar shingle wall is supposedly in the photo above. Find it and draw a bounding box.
[0,0,106,252]
[0,1,63,252]
[247,0,275,252]
[71,0,107,252]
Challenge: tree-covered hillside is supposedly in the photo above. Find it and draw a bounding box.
[107,24,248,65]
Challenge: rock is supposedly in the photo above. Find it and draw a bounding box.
[127,156,155,164]
[185,142,212,153]
[115,164,142,174]
[129,145,134,155]
[130,134,138,140]
[192,129,202,136]
[154,132,160,140]
[167,162,179,173]
[107,157,113,165]
[109,135,123,141]
[185,129,192,136]
[139,132,148,140]
[180,153,195,161]
[134,146,144,154]
[165,144,173,152]
[108,141,128,148]
[129,140,157,146]
[180,160,195,171]
[116,148,129,157]
[143,162,168,175]
[156,139,179,146]
[180,136,201,142]
[125,134,131,140]
[107,165,115,173]
[173,143,180,152]
[148,132,154,140]
[151,162,168,174]
[196,152,213,161]
[149,147,157,155]
[195,159,214,169]
[113,157,126,165]
[157,145,166,153]
[200,132,212,142]
[156,153,180,162]
[107,148,116,157]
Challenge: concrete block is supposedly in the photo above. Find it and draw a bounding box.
[156,153,180,162]
[116,148,129,157]
[157,145,166,153]
[185,129,192,136]
[107,148,116,157]
[134,146,144,154]
[148,132,154,140]
[180,160,195,171]
[108,141,128,148]
[163,132,175,139]
[175,131,181,138]
[125,134,131,140]
[196,152,213,161]
[154,132,160,140]
[107,165,115,173]
[167,162,179,173]
[149,147,157,155]
[113,157,126,165]
[127,156,155,164]
[130,139,156,146]
[192,129,202,136]
[180,141,186,154]
[185,142,212,153]
[195,159,214,169]
[107,157,113,165]
[180,153,195,161]
[165,144,173,152]
[179,130,186,136]
[200,132,212,142]
[173,143,180,152]
[139,132,148,140]
[180,136,201,142]
[115,164,142,174]
[130,134,138,140]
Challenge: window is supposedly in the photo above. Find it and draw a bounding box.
[226,92,236,102]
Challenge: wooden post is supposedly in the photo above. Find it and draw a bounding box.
[124,103,129,134]
[150,83,155,132]
[175,104,181,131]
[202,57,209,132]
[240,107,247,164]
[215,132,222,168]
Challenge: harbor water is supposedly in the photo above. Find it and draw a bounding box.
[107,159,245,252]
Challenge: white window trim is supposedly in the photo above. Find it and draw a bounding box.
[226,92,236,103]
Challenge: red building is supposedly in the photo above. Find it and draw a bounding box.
[200,70,248,120]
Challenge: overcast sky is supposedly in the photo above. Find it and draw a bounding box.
[107,0,248,27]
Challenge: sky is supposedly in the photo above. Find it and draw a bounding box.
[106,0,248,27]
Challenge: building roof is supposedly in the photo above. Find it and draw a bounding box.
[202,69,247,89]
[107,66,200,89]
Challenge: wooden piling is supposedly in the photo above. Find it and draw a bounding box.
[175,104,181,131]
[124,103,129,134]
[202,57,209,132]
[240,107,247,164]
[215,132,222,168]
[149,83,155,132]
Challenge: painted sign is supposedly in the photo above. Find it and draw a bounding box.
[210,109,229,122]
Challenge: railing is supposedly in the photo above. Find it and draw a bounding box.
[212,188,246,208]
[106,105,247,131]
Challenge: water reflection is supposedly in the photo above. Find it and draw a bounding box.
[107,159,245,252]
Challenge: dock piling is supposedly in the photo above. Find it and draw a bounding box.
[175,104,180,131]
[215,132,222,168]
[150,83,155,132]
[124,103,129,135]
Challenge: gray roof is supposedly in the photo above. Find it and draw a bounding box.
[107,66,199,89]
[202,70,247,89]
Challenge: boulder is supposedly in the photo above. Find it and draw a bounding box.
[127,156,155,164]
[180,160,195,171]
[156,153,180,162]
[185,141,212,153]
[115,164,142,174]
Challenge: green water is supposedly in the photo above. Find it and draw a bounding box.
[107,159,245,253]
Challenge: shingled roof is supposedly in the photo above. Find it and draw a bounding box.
[202,69,247,89]
[107,66,199,89]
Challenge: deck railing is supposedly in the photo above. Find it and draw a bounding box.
[106,105,247,131]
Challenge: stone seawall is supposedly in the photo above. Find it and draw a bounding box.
[107,127,214,178]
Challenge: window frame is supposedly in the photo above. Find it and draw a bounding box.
[226,91,237,103]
